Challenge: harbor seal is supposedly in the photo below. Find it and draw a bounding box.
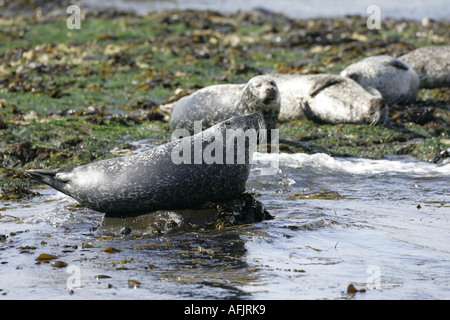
[399,46,450,89]
[25,112,265,217]
[340,55,420,105]
[272,73,388,125]
[169,75,280,133]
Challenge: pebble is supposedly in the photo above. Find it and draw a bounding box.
[128,280,141,288]
[51,261,68,268]
[36,253,58,262]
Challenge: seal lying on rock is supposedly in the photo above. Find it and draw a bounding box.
[272,73,388,125]
[169,75,280,133]
[97,193,272,236]
[25,113,265,217]
[340,55,420,105]
[399,46,450,89]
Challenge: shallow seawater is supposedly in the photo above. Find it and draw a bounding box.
[0,147,449,299]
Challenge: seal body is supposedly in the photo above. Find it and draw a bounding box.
[340,55,420,105]
[169,75,280,133]
[399,46,450,89]
[272,73,388,125]
[25,113,265,216]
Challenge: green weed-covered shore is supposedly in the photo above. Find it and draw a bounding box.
[1,7,449,196]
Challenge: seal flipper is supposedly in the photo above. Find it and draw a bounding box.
[309,76,344,97]
[24,167,74,194]
[387,59,409,71]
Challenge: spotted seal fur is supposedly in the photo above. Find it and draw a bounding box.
[340,55,420,105]
[272,73,388,125]
[399,46,450,89]
[25,113,265,217]
[169,75,280,133]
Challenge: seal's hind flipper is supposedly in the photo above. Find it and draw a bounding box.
[24,167,74,194]
[309,76,344,97]
[387,59,409,71]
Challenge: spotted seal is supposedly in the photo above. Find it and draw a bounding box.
[169,75,280,133]
[272,73,388,125]
[25,113,265,217]
[340,55,420,105]
[399,46,450,89]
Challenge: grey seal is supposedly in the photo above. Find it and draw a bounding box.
[169,75,280,133]
[399,46,450,89]
[340,55,420,105]
[25,112,265,217]
[272,73,388,125]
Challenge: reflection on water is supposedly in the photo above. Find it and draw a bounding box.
[0,152,449,299]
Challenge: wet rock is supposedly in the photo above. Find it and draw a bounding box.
[9,141,54,165]
[0,118,8,130]
[0,182,41,201]
[128,280,141,288]
[104,247,121,253]
[110,147,133,156]
[432,148,450,164]
[51,261,68,268]
[97,193,272,237]
[36,253,58,262]
[347,283,366,295]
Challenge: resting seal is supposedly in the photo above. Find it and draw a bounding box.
[340,55,420,105]
[399,46,450,89]
[169,75,280,133]
[25,113,265,216]
[272,73,388,125]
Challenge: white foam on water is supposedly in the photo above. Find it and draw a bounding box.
[253,152,450,177]
[23,191,90,226]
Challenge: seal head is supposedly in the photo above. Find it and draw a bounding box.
[169,75,280,133]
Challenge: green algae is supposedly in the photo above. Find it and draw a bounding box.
[0,8,449,192]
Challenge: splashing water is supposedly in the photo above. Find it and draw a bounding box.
[0,151,449,299]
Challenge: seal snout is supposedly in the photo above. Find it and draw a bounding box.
[265,85,276,94]
[260,81,279,104]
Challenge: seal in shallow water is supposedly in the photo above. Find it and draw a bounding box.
[169,75,280,133]
[272,73,388,125]
[25,113,265,217]
[399,46,450,89]
[340,55,420,105]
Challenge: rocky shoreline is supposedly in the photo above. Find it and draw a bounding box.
[0,6,449,199]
